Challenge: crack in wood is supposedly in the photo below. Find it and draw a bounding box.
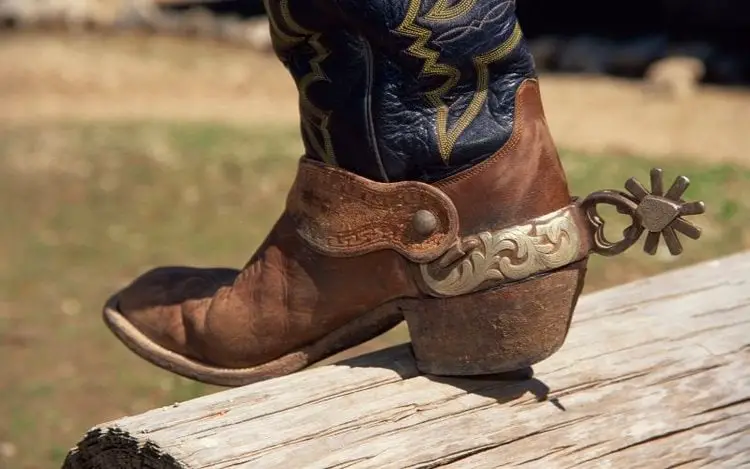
[670,318,750,342]
[575,281,728,324]
[204,396,503,464]
[324,455,380,469]
[346,400,501,444]
[577,416,732,465]
[707,422,750,443]
[514,445,575,465]
[693,299,750,317]
[161,375,409,440]
[550,369,656,400]
[542,342,659,375]
[701,452,750,468]
[696,397,750,416]
[404,417,597,468]
[565,441,606,456]
[436,416,601,468]
[664,457,704,468]
[404,441,509,469]
[652,363,725,386]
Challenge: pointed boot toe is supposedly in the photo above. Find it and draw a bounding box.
[103,267,243,380]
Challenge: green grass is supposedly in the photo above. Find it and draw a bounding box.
[0,121,748,469]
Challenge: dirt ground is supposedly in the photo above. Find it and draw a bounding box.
[0,31,749,469]
[2,32,750,166]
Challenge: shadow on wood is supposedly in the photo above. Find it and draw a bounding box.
[63,252,750,468]
[336,350,559,408]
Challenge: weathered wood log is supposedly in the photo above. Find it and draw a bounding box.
[63,252,750,469]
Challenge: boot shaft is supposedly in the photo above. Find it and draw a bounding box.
[264,0,537,182]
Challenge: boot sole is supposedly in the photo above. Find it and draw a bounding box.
[102,297,405,387]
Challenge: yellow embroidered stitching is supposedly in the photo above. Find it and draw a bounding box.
[396,1,523,163]
[264,0,337,165]
[263,0,303,48]
[425,0,476,21]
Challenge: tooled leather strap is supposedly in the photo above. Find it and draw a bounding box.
[286,158,460,263]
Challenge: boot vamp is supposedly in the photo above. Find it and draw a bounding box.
[196,213,419,368]
[114,214,418,369]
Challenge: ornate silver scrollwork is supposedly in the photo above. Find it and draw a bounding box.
[420,206,585,297]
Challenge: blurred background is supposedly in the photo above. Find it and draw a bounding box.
[1,1,749,467]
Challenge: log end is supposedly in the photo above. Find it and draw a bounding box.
[62,427,182,469]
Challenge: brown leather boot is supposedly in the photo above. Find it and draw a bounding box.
[103,0,705,386]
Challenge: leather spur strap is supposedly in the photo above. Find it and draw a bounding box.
[286,158,460,264]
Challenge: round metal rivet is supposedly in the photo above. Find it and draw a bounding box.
[413,210,437,236]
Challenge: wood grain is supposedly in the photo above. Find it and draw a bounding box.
[63,252,750,468]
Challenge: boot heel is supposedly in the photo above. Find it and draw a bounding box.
[404,260,588,376]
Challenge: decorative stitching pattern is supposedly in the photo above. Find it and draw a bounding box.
[395,0,524,163]
[287,160,460,263]
[264,0,338,165]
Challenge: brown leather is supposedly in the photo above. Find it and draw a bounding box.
[116,215,420,368]
[109,78,583,372]
[572,205,596,260]
[286,159,460,263]
[434,80,571,236]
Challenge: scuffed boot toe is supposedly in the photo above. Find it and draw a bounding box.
[103,266,239,373]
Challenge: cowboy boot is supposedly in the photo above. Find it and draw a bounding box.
[103,0,705,386]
